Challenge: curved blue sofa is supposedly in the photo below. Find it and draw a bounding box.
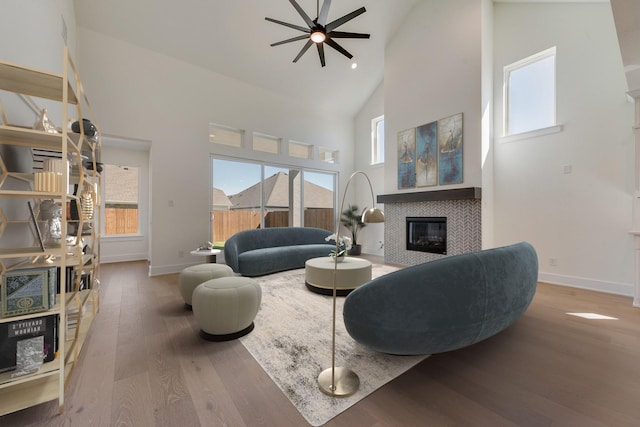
[223,227,334,277]
[343,242,538,355]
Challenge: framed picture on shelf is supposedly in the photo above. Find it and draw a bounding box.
[0,314,58,373]
[1,268,51,318]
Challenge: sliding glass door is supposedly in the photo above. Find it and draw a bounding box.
[211,157,335,244]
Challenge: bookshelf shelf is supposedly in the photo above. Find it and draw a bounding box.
[0,47,101,416]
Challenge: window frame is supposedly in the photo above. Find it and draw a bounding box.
[318,147,338,164]
[288,140,313,160]
[503,46,557,138]
[371,115,385,165]
[101,163,142,237]
[211,156,337,241]
[209,123,245,148]
[252,132,282,154]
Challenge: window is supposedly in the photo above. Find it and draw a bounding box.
[372,115,384,164]
[103,164,139,235]
[288,141,313,159]
[211,158,336,244]
[253,133,281,154]
[318,147,338,164]
[210,123,244,148]
[504,47,556,136]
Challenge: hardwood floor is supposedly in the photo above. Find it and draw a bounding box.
[2,260,640,426]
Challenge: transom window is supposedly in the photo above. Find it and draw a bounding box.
[503,47,556,136]
[289,140,313,159]
[210,123,244,148]
[253,132,281,154]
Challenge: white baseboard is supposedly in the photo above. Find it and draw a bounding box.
[101,253,149,264]
[148,261,202,276]
[538,272,634,298]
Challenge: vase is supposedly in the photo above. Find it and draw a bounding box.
[80,190,94,221]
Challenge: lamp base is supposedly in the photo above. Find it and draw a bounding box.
[318,367,360,397]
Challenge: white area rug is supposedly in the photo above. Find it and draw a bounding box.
[239,264,428,426]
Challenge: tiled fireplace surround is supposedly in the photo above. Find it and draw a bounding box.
[378,188,482,266]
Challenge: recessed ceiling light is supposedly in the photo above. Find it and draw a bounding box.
[351,62,358,70]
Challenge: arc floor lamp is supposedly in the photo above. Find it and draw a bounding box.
[318,171,385,397]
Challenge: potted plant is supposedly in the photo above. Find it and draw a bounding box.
[325,234,351,262]
[341,204,366,255]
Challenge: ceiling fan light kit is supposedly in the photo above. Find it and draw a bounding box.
[265,0,370,67]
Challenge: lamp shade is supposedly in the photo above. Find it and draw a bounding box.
[361,207,385,224]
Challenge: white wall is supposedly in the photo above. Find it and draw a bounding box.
[384,0,483,196]
[0,0,75,72]
[493,3,635,296]
[75,29,355,275]
[481,0,494,249]
[354,82,385,256]
[0,0,77,127]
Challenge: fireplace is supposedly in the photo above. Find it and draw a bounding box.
[406,217,447,255]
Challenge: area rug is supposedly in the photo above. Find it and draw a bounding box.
[239,263,428,426]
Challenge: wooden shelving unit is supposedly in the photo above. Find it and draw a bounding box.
[0,47,101,416]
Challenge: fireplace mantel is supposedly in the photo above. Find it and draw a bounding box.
[378,187,481,204]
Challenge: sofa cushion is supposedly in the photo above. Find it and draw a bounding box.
[343,242,538,355]
[237,244,334,277]
[224,227,334,275]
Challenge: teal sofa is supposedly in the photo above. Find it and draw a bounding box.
[223,227,334,277]
[343,242,538,355]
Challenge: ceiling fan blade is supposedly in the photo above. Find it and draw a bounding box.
[265,17,310,33]
[289,0,315,28]
[327,31,370,39]
[325,38,353,59]
[293,40,314,63]
[325,7,366,32]
[270,34,310,47]
[317,0,332,26]
[317,43,326,67]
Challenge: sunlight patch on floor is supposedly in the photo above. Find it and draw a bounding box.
[566,312,619,320]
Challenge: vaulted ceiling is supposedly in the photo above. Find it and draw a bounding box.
[74,0,640,117]
[74,0,418,116]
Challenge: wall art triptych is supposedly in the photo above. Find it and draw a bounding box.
[397,112,463,189]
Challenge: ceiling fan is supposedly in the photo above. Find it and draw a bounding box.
[265,0,370,67]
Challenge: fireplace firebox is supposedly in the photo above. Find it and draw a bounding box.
[406,217,447,255]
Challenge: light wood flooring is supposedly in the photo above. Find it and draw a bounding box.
[2,260,640,426]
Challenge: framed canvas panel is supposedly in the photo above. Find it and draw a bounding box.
[438,113,463,185]
[397,128,416,189]
[416,121,438,187]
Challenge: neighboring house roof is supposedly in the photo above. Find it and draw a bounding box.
[104,164,138,204]
[228,171,333,210]
[212,187,232,208]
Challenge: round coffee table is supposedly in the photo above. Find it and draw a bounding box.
[305,256,372,296]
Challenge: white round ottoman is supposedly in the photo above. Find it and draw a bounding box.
[179,263,234,309]
[192,276,262,341]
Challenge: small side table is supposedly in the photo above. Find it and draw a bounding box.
[190,248,222,263]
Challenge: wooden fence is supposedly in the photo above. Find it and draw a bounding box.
[212,209,334,242]
[104,207,334,240]
[104,206,138,235]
